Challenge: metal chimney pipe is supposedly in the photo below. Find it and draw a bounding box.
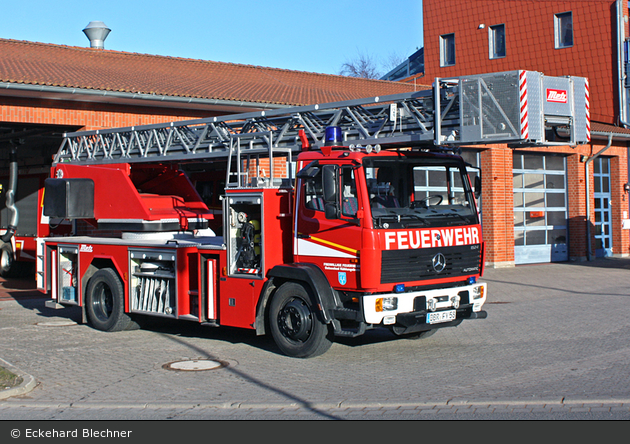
[82,21,111,49]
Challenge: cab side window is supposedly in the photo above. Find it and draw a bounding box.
[341,166,358,218]
[304,170,325,211]
[303,165,358,218]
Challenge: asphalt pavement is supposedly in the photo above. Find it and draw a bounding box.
[1,257,629,420]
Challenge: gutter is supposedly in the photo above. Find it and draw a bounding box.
[591,131,630,140]
[0,82,291,111]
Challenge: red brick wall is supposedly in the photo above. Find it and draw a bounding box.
[566,152,588,259]
[480,145,515,266]
[0,96,222,131]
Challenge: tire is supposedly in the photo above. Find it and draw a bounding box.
[269,282,332,358]
[85,268,136,332]
[0,243,14,278]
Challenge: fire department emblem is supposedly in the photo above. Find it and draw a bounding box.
[338,272,347,285]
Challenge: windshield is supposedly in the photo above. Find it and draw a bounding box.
[363,156,479,229]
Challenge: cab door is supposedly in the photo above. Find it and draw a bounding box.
[294,163,363,289]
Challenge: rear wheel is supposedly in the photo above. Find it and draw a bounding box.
[0,243,14,278]
[86,268,136,332]
[269,282,332,358]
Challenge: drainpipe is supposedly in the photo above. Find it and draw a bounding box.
[585,133,613,260]
[1,144,19,243]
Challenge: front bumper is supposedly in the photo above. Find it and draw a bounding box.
[362,282,487,326]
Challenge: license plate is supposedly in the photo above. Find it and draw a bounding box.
[426,310,456,324]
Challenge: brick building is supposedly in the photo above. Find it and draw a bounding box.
[414,0,630,266]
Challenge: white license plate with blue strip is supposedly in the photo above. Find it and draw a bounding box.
[426,310,456,324]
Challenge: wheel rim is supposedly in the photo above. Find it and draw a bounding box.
[1,249,12,272]
[277,297,313,342]
[92,282,114,322]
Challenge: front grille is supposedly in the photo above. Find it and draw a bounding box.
[381,244,482,284]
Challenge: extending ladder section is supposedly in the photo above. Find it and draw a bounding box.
[54,70,591,169]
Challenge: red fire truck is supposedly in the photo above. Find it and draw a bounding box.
[0,156,71,278]
[37,71,590,357]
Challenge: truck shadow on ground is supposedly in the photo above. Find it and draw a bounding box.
[3,276,430,357]
[129,313,405,354]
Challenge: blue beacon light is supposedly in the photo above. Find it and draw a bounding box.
[324,126,342,146]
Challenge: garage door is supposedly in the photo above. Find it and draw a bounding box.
[513,153,568,264]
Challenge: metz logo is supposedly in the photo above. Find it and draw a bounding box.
[79,244,93,253]
[546,88,568,103]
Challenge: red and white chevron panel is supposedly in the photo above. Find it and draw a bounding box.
[519,71,529,140]
[585,78,591,142]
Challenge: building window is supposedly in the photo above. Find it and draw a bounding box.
[440,33,456,67]
[489,24,506,59]
[554,11,573,48]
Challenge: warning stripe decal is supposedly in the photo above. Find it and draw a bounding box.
[585,78,591,142]
[519,71,529,140]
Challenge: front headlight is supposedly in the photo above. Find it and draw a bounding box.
[472,285,485,300]
[375,296,398,312]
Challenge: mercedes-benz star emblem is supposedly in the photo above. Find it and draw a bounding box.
[432,253,446,273]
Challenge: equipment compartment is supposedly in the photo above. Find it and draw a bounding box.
[129,249,176,316]
[58,246,78,304]
[225,194,263,277]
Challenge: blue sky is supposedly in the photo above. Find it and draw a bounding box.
[0,0,423,76]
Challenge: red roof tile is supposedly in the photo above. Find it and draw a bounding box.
[0,38,420,106]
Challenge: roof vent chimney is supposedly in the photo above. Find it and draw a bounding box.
[82,21,111,49]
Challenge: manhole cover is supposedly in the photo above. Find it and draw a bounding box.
[163,359,227,371]
[36,319,78,327]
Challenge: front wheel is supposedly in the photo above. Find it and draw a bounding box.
[85,268,136,332]
[269,282,332,358]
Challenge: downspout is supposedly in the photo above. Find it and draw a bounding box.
[616,0,630,262]
[617,0,630,128]
[1,144,19,243]
[585,133,613,260]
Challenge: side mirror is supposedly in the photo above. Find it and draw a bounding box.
[474,175,482,200]
[322,165,340,219]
